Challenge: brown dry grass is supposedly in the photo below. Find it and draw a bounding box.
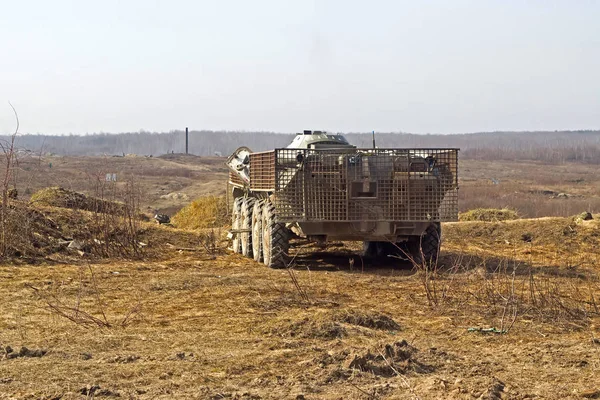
[10,155,600,220]
[29,186,126,214]
[171,196,229,230]
[459,208,519,222]
[0,208,598,399]
[460,159,600,218]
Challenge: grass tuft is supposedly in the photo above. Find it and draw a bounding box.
[171,196,229,229]
[459,208,519,222]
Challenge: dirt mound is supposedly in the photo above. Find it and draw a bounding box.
[0,200,201,261]
[272,316,346,340]
[269,309,400,340]
[30,187,125,214]
[171,196,229,230]
[332,309,400,331]
[0,202,67,258]
[459,208,519,222]
[345,340,433,377]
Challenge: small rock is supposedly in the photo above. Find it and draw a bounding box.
[81,352,93,360]
[579,211,593,221]
[4,346,12,354]
[68,240,85,250]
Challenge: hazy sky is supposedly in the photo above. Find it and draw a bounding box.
[1,0,599,135]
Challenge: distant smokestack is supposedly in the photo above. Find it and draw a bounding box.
[372,130,376,149]
[185,127,189,154]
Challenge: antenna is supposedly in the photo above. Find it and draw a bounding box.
[372,130,376,149]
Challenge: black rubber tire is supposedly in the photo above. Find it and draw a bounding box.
[407,223,441,265]
[261,201,290,269]
[231,197,243,253]
[363,241,386,258]
[240,198,255,257]
[251,199,264,262]
[363,241,404,260]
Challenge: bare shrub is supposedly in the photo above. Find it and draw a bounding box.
[87,176,144,258]
[399,237,462,308]
[427,253,600,332]
[26,265,142,329]
[198,228,221,254]
[0,103,20,257]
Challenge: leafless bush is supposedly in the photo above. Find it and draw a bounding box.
[0,103,20,257]
[426,253,600,332]
[398,236,462,308]
[404,240,599,332]
[26,265,142,329]
[86,174,144,258]
[198,228,221,254]
[465,262,599,331]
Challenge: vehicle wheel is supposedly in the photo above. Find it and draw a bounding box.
[251,199,264,262]
[363,241,404,259]
[261,200,290,269]
[231,197,243,253]
[363,241,383,258]
[240,198,255,257]
[407,223,441,265]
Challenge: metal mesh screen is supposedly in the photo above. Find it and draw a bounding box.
[249,151,276,191]
[245,148,458,222]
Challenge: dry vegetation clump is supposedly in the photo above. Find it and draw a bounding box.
[171,195,229,229]
[444,216,600,268]
[0,201,66,258]
[346,340,434,377]
[459,208,519,222]
[30,186,126,214]
[332,309,400,331]
[267,308,401,340]
[0,198,201,261]
[268,311,347,340]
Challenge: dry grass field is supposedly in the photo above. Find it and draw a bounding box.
[11,155,600,219]
[0,156,599,399]
[0,214,598,399]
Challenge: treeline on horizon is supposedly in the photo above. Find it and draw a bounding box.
[4,129,600,164]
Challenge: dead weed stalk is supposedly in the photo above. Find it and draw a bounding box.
[26,265,143,329]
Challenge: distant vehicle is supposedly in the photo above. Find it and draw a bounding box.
[226,130,459,268]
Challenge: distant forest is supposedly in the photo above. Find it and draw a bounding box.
[4,130,600,164]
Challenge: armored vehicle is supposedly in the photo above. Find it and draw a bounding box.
[227,130,458,268]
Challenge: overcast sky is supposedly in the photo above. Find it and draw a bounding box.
[1,0,599,135]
